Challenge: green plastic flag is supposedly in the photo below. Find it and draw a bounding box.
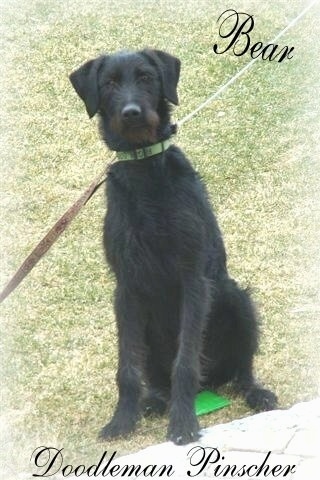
[195,390,230,416]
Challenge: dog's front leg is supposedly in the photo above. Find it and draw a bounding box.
[167,276,210,445]
[99,287,146,440]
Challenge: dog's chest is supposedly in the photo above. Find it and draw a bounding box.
[106,184,181,258]
[104,164,205,285]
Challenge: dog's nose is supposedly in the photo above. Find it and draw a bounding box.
[121,103,142,121]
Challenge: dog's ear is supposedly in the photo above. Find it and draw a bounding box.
[69,55,106,118]
[142,49,181,105]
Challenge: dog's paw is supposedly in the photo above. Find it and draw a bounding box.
[141,394,168,417]
[246,387,278,412]
[98,416,137,441]
[167,413,200,445]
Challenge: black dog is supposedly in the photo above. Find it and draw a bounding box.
[69,49,277,445]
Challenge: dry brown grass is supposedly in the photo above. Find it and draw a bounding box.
[1,0,319,477]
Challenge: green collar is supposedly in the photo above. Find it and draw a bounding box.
[116,138,172,161]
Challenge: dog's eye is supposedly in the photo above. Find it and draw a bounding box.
[138,73,151,83]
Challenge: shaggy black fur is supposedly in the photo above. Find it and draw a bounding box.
[69,48,277,445]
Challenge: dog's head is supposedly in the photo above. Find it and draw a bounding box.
[69,49,180,147]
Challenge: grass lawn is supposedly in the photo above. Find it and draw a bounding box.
[1,0,320,477]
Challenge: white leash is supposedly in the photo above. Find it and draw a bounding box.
[177,0,318,128]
